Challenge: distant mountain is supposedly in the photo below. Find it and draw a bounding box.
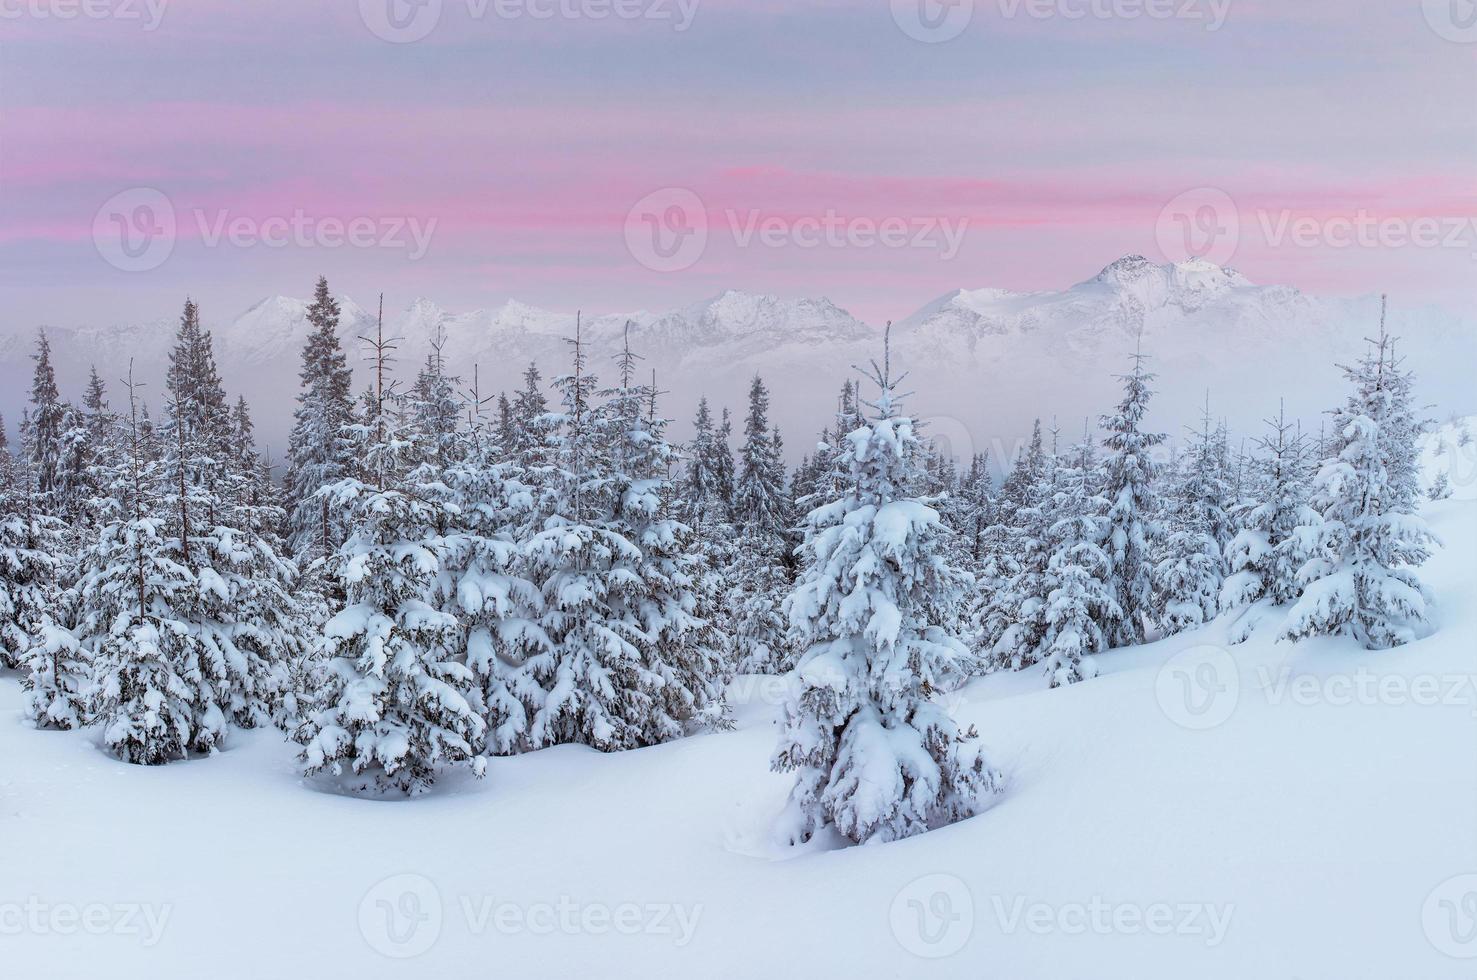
[3,258,1473,470]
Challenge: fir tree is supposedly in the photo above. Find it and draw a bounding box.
[285,276,357,562]
[774,327,1000,846]
[1221,403,1320,642]
[1279,320,1436,650]
[1152,398,1229,634]
[25,330,65,501]
[297,410,486,795]
[1099,351,1167,646]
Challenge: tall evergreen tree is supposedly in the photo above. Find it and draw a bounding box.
[1279,323,1435,649]
[774,328,1000,846]
[1099,352,1167,646]
[1221,403,1320,642]
[25,330,65,501]
[285,276,357,562]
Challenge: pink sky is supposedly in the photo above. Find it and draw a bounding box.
[2,0,1474,327]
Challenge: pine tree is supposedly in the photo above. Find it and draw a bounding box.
[1152,399,1229,634]
[297,406,486,795]
[1099,351,1167,646]
[976,421,1055,671]
[1039,432,1118,688]
[1280,317,1435,650]
[24,330,65,503]
[285,277,357,562]
[1221,403,1320,642]
[83,368,201,764]
[773,327,1000,846]
[729,375,794,674]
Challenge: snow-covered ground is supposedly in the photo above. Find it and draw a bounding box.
[4,439,1476,979]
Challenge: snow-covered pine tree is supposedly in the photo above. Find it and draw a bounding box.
[83,366,202,764]
[1279,315,1436,650]
[730,374,795,674]
[438,409,544,758]
[1039,428,1118,688]
[1152,398,1229,634]
[285,277,357,563]
[1429,470,1453,501]
[773,327,1000,846]
[1099,350,1167,646]
[976,420,1054,671]
[23,330,65,502]
[1220,402,1320,642]
[297,402,486,795]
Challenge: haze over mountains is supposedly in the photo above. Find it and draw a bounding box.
[4,256,1472,470]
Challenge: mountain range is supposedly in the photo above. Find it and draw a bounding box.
[4,256,1472,470]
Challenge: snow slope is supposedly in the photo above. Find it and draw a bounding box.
[3,459,1475,977]
[3,259,1473,468]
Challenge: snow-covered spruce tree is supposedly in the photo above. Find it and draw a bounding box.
[684,396,722,537]
[1429,470,1453,502]
[285,276,357,563]
[157,304,302,732]
[731,374,795,674]
[0,484,64,672]
[525,325,728,750]
[297,407,487,795]
[1220,403,1320,642]
[1279,323,1436,650]
[2,475,76,730]
[773,328,1000,847]
[23,330,65,503]
[1099,351,1167,646]
[1039,431,1119,689]
[976,420,1054,672]
[438,415,545,758]
[1152,400,1229,634]
[82,368,201,764]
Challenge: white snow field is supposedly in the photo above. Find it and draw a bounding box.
[3,438,1475,979]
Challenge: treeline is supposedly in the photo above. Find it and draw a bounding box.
[0,280,1438,844]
